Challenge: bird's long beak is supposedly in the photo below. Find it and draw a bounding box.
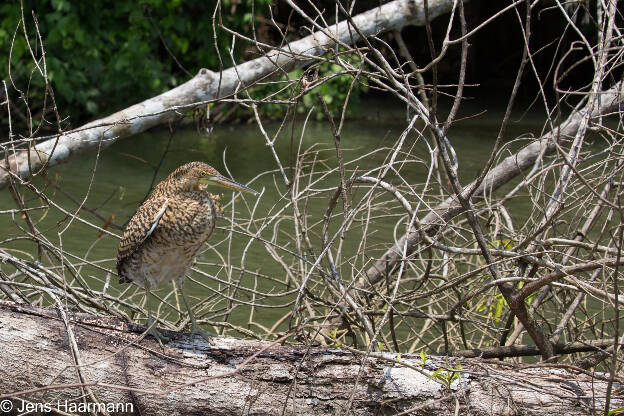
[201,175,259,195]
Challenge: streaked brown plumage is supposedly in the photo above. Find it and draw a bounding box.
[117,161,257,344]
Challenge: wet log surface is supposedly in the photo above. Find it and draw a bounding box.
[0,301,621,415]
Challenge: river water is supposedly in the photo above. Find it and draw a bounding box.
[0,100,546,338]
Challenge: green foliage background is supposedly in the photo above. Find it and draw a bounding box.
[249,54,368,121]
[1,0,366,127]
[0,0,271,124]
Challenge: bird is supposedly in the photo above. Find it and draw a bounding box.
[116,161,258,344]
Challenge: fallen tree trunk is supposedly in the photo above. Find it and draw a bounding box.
[0,0,456,189]
[0,301,621,415]
[359,80,624,288]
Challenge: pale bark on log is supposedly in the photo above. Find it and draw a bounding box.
[0,0,456,189]
[0,301,621,415]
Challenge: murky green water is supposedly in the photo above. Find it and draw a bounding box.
[0,102,547,336]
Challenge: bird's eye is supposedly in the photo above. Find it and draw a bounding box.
[199,170,208,177]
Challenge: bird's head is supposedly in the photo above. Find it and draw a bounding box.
[165,161,258,195]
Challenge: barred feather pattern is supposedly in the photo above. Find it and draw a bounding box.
[116,162,218,289]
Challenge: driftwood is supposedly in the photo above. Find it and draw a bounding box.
[0,0,456,189]
[0,301,621,416]
[360,79,624,288]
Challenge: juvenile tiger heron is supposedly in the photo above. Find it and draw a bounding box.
[116,161,257,344]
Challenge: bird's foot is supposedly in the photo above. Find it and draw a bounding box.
[190,324,216,345]
[145,321,170,346]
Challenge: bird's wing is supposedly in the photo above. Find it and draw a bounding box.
[116,197,169,267]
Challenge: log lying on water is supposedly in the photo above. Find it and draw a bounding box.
[360,79,624,288]
[0,301,621,415]
[0,0,457,189]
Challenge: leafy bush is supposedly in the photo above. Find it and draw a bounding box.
[1,1,367,128]
[1,0,271,125]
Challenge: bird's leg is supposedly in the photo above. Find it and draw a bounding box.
[145,286,170,345]
[180,285,215,345]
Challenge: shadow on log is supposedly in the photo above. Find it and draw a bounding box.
[0,301,621,415]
